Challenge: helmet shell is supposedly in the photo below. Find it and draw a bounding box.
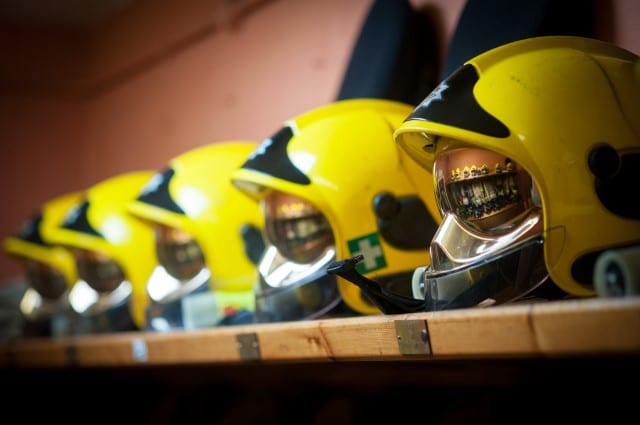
[5,191,84,323]
[45,171,157,328]
[4,191,84,289]
[233,98,440,315]
[395,36,640,296]
[129,141,263,293]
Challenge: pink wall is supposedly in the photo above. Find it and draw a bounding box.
[0,0,637,285]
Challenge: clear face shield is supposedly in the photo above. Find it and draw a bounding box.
[411,147,551,310]
[68,248,136,332]
[254,191,340,322]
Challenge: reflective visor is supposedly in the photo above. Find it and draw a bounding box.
[154,224,205,281]
[413,236,549,311]
[22,258,68,300]
[255,192,339,322]
[73,248,125,293]
[68,279,136,333]
[254,246,340,322]
[144,224,212,329]
[262,192,334,264]
[411,147,551,311]
[146,224,207,303]
[69,248,136,331]
[145,273,215,331]
[433,147,539,235]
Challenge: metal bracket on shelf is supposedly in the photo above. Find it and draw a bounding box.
[131,338,149,362]
[236,332,261,360]
[394,319,431,355]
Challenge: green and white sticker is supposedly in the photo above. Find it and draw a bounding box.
[347,233,386,274]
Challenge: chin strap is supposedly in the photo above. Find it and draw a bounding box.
[326,255,426,314]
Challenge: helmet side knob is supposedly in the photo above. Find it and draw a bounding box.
[588,144,620,179]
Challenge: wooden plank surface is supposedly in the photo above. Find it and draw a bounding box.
[532,296,640,354]
[3,337,71,367]
[425,303,537,356]
[2,296,639,368]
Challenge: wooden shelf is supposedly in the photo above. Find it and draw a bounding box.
[3,296,640,368]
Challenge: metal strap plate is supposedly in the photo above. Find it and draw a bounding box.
[236,332,261,360]
[394,319,431,355]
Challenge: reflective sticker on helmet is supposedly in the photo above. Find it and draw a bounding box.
[61,201,102,237]
[16,212,45,245]
[347,233,387,274]
[405,64,509,138]
[135,169,185,214]
[240,125,311,185]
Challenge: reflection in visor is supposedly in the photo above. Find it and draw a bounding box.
[145,270,216,331]
[19,260,70,323]
[23,259,69,300]
[145,262,255,330]
[148,224,208,305]
[146,264,210,303]
[147,224,256,330]
[414,236,549,311]
[73,249,126,293]
[255,192,341,322]
[69,278,132,315]
[434,148,537,235]
[69,249,137,332]
[154,224,206,281]
[68,278,136,333]
[409,146,554,311]
[146,224,217,330]
[19,287,69,321]
[254,245,340,322]
[262,192,334,264]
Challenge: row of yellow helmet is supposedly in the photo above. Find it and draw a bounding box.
[4,36,640,338]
